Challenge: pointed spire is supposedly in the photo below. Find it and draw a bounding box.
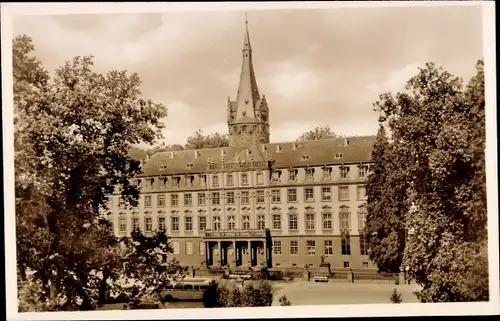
[234,14,260,121]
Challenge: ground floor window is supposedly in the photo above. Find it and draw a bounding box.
[341,234,351,255]
[362,262,369,268]
[307,240,316,255]
[172,241,180,254]
[199,241,205,256]
[359,234,368,255]
[324,240,333,255]
[273,241,282,255]
[290,240,299,255]
[344,261,350,268]
[185,241,193,255]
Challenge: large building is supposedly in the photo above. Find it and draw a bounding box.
[108,20,377,270]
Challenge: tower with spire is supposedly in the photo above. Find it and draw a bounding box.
[227,15,270,147]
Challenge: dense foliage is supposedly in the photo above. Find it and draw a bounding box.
[185,129,230,149]
[14,34,169,310]
[202,280,274,308]
[366,60,488,302]
[296,125,341,141]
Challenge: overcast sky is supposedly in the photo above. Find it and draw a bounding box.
[12,5,483,147]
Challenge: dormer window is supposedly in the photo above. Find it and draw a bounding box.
[288,169,298,182]
[186,163,194,169]
[159,165,168,171]
[335,153,343,159]
[133,179,142,188]
[302,155,310,160]
[340,166,350,179]
[358,165,367,178]
[322,167,332,180]
[187,175,195,187]
[245,100,249,104]
[146,178,154,189]
[160,177,168,188]
[174,177,181,187]
[271,171,281,182]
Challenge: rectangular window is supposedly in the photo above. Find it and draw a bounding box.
[146,178,154,189]
[226,191,235,205]
[241,173,248,185]
[145,217,152,232]
[358,211,367,230]
[341,234,351,255]
[187,175,195,187]
[184,193,193,206]
[158,217,166,231]
[357,185,367,200]
[185,241,193,255]
[157,194,166,207]
[340,211,350,230]
[212,192,220,205]
[171,217,179,231]
[290,240,299,255]
[273,241,282,255]
[304,188,314,202]
[241,191,250,204]
[172,241,180,254]
[340,167,349,179]
[160,177,168,188]
[271,171,280,182]
[226,174,234,186]
[185,216,193,231]
[360,234,369,255]
[322,167,332,180]
[321,187,332,201]
[213,216,221,231]
[200,175,207,186]
[242,216,250,230]
[288,169,297,182]
[199,216,207,231]
[144,195,152,208]
[358,166,367,178]
[256,190,265,203]
[200,242,205,255]
[119,216,127,233]
[339,186,350,201]
[212,175,219,187]
[288,214,298,231]
[307,240,316,255]
[198,192,206,206]
[174,177,181,187]
[227,215,235,230]
[322,212,333,229]
[287,189,297,202]
[171,194,179,206]
[257,215,265,230]
[272,214,281,230]
[271,189,281,203]
[305,213,315,230]
[256,172,264,185]
[134,179,142,189]
[132,217,140,231]
[305,168,314,180]
[324,240,333,255]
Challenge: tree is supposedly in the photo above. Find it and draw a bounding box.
[365,126,409,273]
[390,289,402,304]
[296,125,341,141]
[14,34,168,310]
[278,295,292,306]
[115,230,186,308]
[370,60,488,302]
[185,129,229,149]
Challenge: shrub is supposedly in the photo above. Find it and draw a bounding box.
[390,288,403,303]
[202,280,274,308]
[279,295,292,306]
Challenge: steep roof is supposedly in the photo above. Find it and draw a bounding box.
[138,136,376,177]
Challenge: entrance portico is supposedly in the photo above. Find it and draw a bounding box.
[203,229,272,268]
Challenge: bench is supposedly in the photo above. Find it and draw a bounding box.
[312,276,329,283]
[229,274,252,280]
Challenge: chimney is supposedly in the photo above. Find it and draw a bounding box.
[246,149,251,158]
[194,150,200,158]
[292,142,298,150]
[344,138,350,147]
[276,145,282,152]
[170,151,176,159]
[145,154,150,163]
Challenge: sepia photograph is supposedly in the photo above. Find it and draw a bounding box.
[2,1,498,320]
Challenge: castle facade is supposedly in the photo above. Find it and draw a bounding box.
[108,21,376,270]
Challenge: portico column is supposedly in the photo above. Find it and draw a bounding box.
[205,241,210,266]
[231,241,237,266]
[245,241,252,267]
[217,241,222,266]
